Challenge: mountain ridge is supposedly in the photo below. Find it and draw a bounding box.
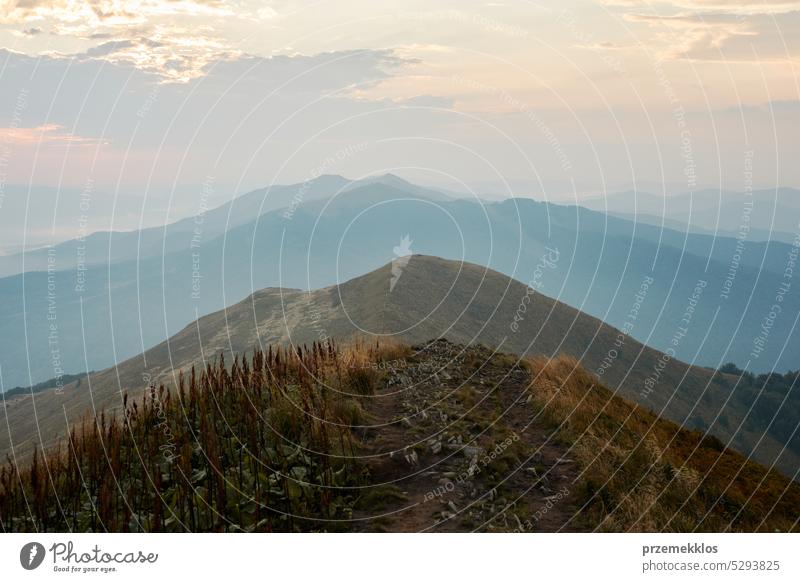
[2,256,796,480]
[0,176,796,394]
[2,335,797,532]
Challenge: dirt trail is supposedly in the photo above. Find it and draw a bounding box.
[353,339,587,532]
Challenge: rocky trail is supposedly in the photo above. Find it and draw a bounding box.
[352,339,587,532]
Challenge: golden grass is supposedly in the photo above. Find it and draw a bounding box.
[526,355,800,532]
[0,338,404,532]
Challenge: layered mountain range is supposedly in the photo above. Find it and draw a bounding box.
[1,175,797,481]
[0,175,797,393]
[2,255,797,480]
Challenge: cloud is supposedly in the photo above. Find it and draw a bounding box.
[624,9,800,61]
[0,44,457,194]
[671,1,800,14]
[0,1,254,81]
[82,39,137,57]
[0,46,414,149]
[605,0,800,12]
[601,0,799,61]
[256,6,278,19]
[10,26,44,37]
[0,123,103,146]
[724,99,800,114]
[0,0,233,25]
[69,29,238,81]
[395,95,456,108]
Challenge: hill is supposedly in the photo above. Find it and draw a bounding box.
[1,177,797,392]
[0,173,452,279]
[0,174,350,278]
[579,187,800,244]
[2,256,796,480]
[1,338,796,532]
[1,372,94,401]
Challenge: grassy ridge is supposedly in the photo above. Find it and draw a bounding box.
[526,355,800,532]
[0,340,407,532]
[2,340,797,533]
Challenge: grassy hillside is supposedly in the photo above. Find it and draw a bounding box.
[3,180,797,393]
[0,340,407,532]
[2,256,795,482]
[526,355,799,532]
[1,339,797,533]
[1,371,94,401]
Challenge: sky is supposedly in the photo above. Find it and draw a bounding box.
[0,0,799,245]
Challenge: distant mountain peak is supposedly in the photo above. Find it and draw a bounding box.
[303,173,350,186]
[351,172,415,189]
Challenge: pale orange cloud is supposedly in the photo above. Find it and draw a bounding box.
[0,124,103,146]
[671,1,800,13]
[71,27,241,82]
[625,10,800,62]
[0,0,233,25]
[0,0,271,81]
[605,0,800,11]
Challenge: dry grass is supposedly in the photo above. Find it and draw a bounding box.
[0,339,403,532]
[4,339,796,534]
[526,355,800,532]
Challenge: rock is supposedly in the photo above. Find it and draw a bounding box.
[462,445,483,458]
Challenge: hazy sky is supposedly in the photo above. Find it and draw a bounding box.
[0,0,798,235]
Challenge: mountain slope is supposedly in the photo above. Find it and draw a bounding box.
[3,180,798,393]
[580,187,800,244]
[0,174,351,278]
[1,338,797,532]
[3,256,796,480]
[0,173,454,279]
[0,178,461,388]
